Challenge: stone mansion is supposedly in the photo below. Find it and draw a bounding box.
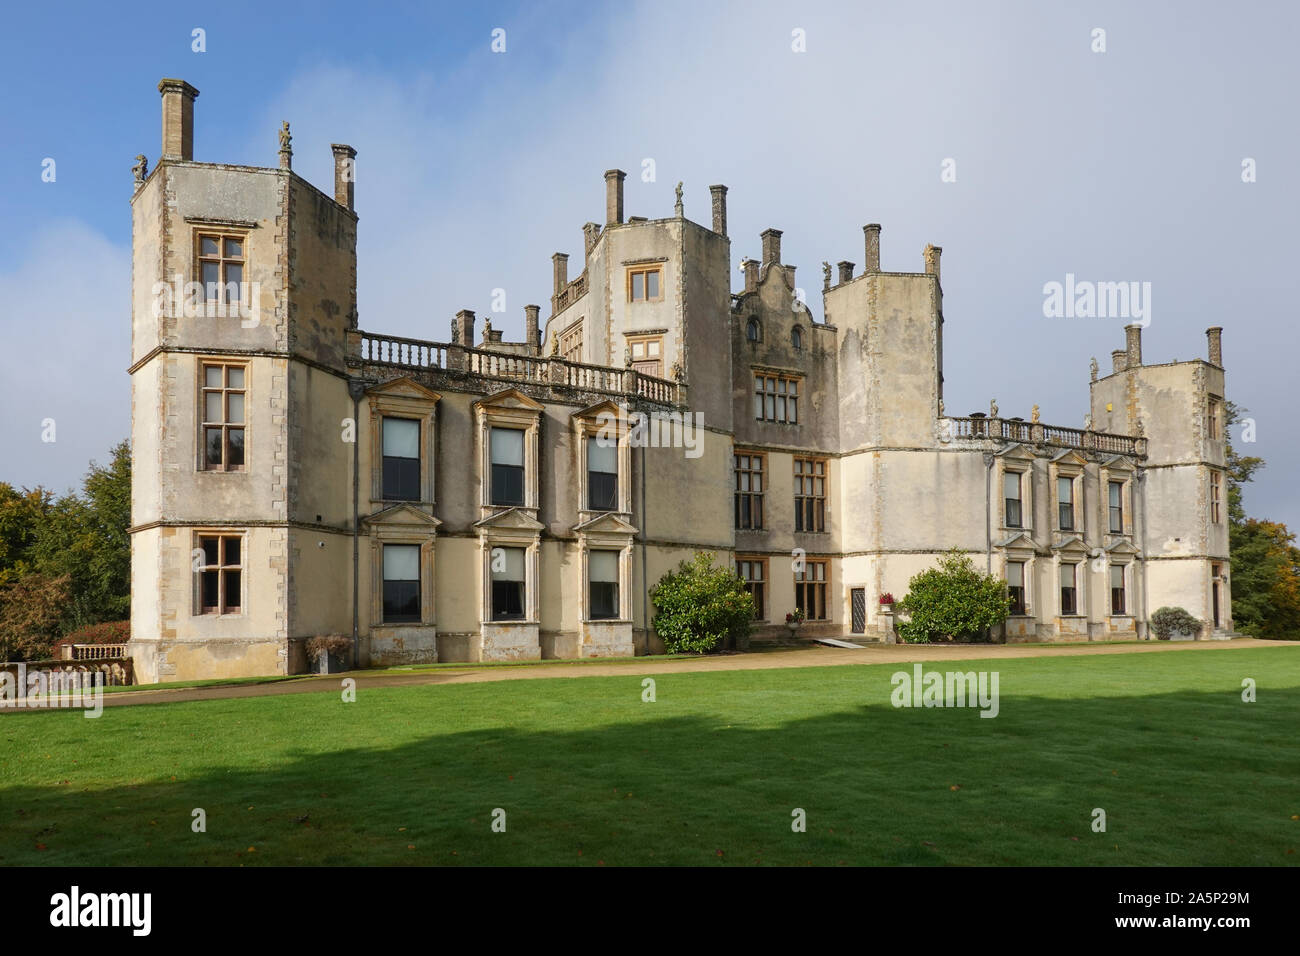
[127,79,1233,682]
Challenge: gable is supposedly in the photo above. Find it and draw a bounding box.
[474,387,545,413]
[473,507,546,532]
[574,512,639,536]
[995,532,1035,550]
[366,377,442,403]
[573,399,626,423]
[1105,539,1140,556]
[995,443,1037,462]
[362,503,441,530]
[1101,454,1136,472]
[1050,449,1089,467]
[1051,534,1088,553]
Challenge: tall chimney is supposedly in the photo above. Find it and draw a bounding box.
[743,258,759,293]
[760,228,782,267]
[1112,349,1127,373]
[837,261,855,285]
[1125,323,1143,367]
[604,169,626,226]
[863,224,881,273]
[709,185,728,236]
[552,253,569,295]
[158,78,199,161]
[331,144,356,211]
[525,305,541,351]
[455,309,476,349]
[1206,326,1223,366]
[923,244,942,284]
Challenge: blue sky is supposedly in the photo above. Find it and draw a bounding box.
[2,0,1297,530]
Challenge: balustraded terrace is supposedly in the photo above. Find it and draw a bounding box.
[946,416,1145,458]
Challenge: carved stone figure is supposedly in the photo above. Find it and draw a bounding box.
[278,121,292,153]
[938,399,945,416]
[624,347,632,368]
[671,362,684,383]
[1089,357,1099,382]
[1031,404,1040,424]
[822,261,832,290]
[132,154,148,185]
[990,398,999,418]
[550,334,559,355]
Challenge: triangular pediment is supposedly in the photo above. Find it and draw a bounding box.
[995,532,1035,550]
[574,512,639,536]
[366,377,441,402]
[362,503,442,529]
[1105,538,1140,555]
[473,507,546,532]
[1052,534,1088,553]
[1051,448,1089,466]
[573,399,626,422]
[996,443,1037,461]
[1101,454,1136,472]
[474,388,544,413]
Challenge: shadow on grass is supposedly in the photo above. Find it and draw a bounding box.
[2,666,1297,867]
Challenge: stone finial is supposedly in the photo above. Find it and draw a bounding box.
[990,398,999,417]
[1135,417,1146,437]
[924,244,942,282]
[483,316,493,339]
[672,361,684,383]
[1090,356,1099,382]
[624,347,632,368]
[1083,413,1093,430]
[1031,404,1040,424]
[938,399,945,416]
[822,261,831,292]
[278,121,292,169]
[550,334,560,356]
[132,154,148,186]
[674,181,683,217]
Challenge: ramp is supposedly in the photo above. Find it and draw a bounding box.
[812,638,865,649]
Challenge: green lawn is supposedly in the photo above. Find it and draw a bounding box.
[2,647,1298,865]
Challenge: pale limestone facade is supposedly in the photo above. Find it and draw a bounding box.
[127,80,1233,682]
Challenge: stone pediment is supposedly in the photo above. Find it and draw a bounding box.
[473,507,546,532]
[366,377,441,403]
[1050,449,1089,467]
[362,503,441,530]
[1104,538,1140,555]
[1101,454,1136,472]
[996,443,1037,461]
[995,532,1035,550]
[474,387,545,413]
[1051,534,1088,553]
[573,512,639,536]
[573,399,626,422]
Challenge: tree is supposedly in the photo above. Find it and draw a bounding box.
[1223,404,1300,638]
[650,551,755,654]
[0,573,71,661]
[896,548,1011,643]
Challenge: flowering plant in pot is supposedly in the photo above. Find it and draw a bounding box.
[879,592,896,608]
[784,608,805,640]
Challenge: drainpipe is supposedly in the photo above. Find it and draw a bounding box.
[1138,466,1149,639]
[639,439,648,655]
[983,451,994,573]
[348,381,365,663]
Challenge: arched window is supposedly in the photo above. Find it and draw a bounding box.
[791,326,803,349]
[746,317,761,342]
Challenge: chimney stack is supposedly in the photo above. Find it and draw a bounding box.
[331,144,356,211]
[1125,323,1143,368]
[552,253,569,295]
[863,224,881,273]
[525,305,541,352]
[1206,326,1223,366]
[709,185,728,236]
[158,78,199,161]
[1112,349,1127,373]
[604,169,626,226]
[583,222,601,260]
[837,261,855,285]
[455,310,476,349]
[743,258,759,293]
[923,244,942,284]
[760,228,782,267]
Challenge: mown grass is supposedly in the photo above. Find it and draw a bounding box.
[2,647,1297,866]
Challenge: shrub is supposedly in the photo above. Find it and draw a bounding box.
[1150,606,1203,641]
[51,620,130,657]
[650,552,755,654]
[896,549,1011,644]
[306,634,352,662]
[0,573,71,661]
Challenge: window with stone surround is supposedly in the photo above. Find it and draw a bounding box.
[1207,396,1221,440]
[795,560,828,621]
[1004,471,1024,529]
[491,546,527,621]
[382,543,420,623]
[587,550,620,620]
[627,265,663,302]
[1057,475,1076,531]
[560,320,583,363]
[200,362,246,471]
[736,556,767,620]
[754,372,800,424]
[1006,560,1027,615]
[1060,563,1078,615]
[794,457,827,532]
[381,417,420,501]
[1108,480,1125,534]
[196,233,245,311]
[1110,564,1127,615]
[1211,470,1222,524]
[587,438,618,512]
[490,428,526,507]
[734,452,765,530]
[627,334,663,378]
[196,533,243,615]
